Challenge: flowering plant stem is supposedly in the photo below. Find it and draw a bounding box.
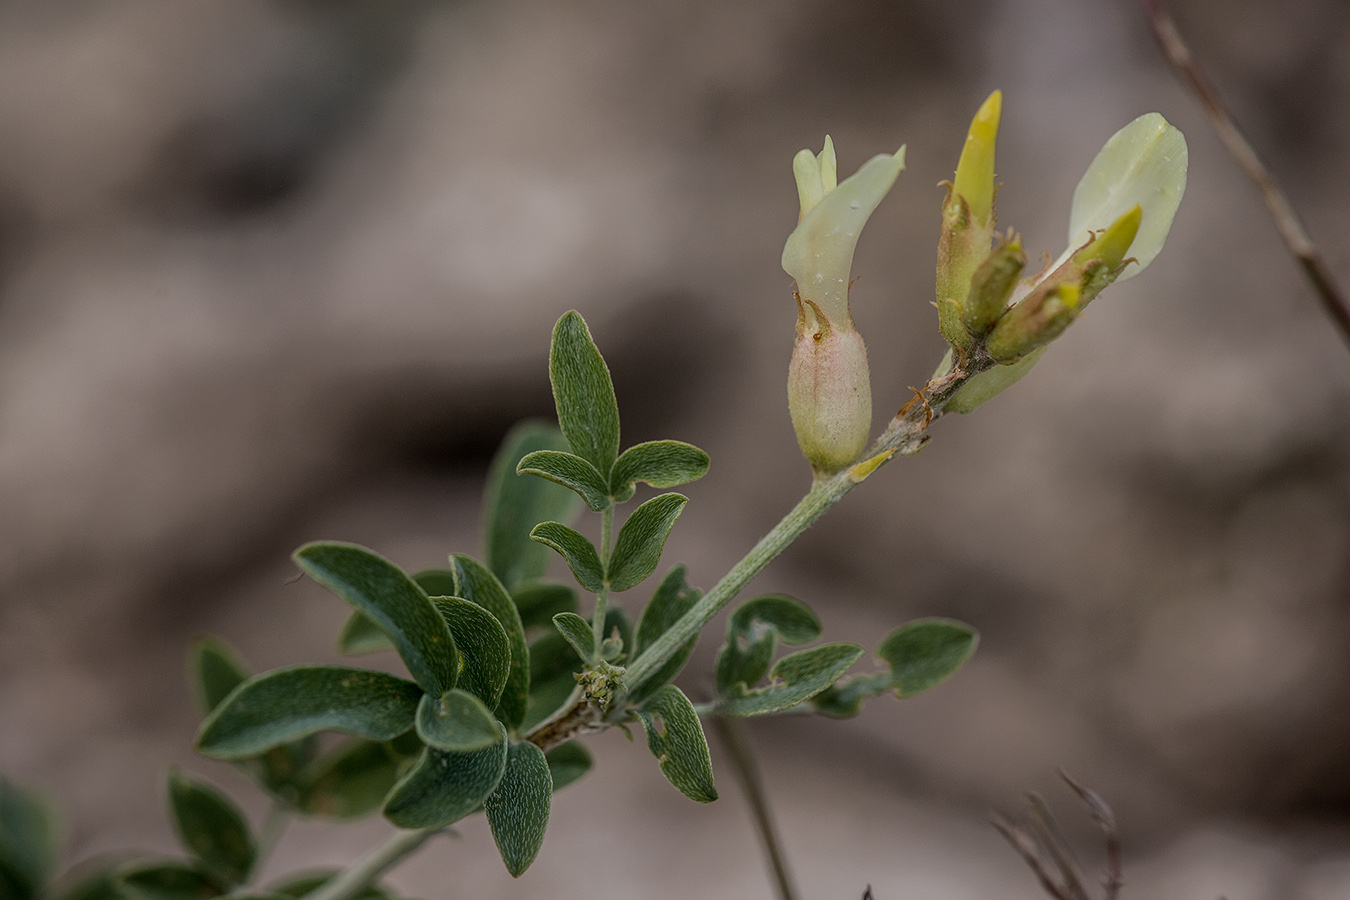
[303,828,440,900]
[593,504,614,654]
[306,364,975,900]
[620,364,965,696]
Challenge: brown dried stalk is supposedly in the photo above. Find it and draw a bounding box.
[1140,0,1350,349]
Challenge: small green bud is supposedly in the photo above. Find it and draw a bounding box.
[986,282,1080,363]
[936,297,969,348]
[962,238,1026,337]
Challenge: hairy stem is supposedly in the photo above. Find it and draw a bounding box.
[303,828,439,900]
[594,504,614,654]
[623,365,962,690]
[713,717,801,900]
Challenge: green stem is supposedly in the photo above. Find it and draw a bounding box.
[624,357,967,690]
[624,474,847,688]
[303,829,439,900]
[712,717,801,900]
[594,503,614,655]
[529,358,970,748]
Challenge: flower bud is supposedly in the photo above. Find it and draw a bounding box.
[986,282,1080,363]
[782,139,904,474]
[962,237,1025,337]
[935,90,1002,348]
[788,299,872,474]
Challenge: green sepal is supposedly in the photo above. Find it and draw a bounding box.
[516,451,610,512]
[116,864,222,900]
[382,725,509,829]
[430,597,510,709]
[292,740,404,819]
[551,613,595,663]
[189,638,250,716]
[336,613,393,656]
[484,742,552,877]
[714,595,821,695]
[878,618,978,697]
[510,582,578,631]
[609,441,710,502]
[626,566,701,705]
[197,666,422,760]
[528,523,604,593]
[415,690,502,753]
[292,543,458,697]
[607,493,688,592]
[543,743,592,792]
[483,422,581,590]
[634,685,717,803]
[166,771,254,888]
[549,311,620,475]
[716,643,863,717]
[936,297,970,349]
[449,555,531,730]
[0,778,60,900]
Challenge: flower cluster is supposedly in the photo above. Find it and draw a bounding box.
[782,91,1188,471]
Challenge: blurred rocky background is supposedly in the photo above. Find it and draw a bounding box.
[1,0,1349,897]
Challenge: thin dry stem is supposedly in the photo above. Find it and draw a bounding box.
[712,717,801,900]
[1141,0,1350,349]
[995,774,1124,900]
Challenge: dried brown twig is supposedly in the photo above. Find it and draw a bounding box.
[1140,0,1350,350]
[994,771,1122,900]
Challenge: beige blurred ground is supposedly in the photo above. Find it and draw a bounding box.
[1,1,1349,898]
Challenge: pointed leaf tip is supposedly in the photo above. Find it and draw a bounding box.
[953,90,1002,224]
